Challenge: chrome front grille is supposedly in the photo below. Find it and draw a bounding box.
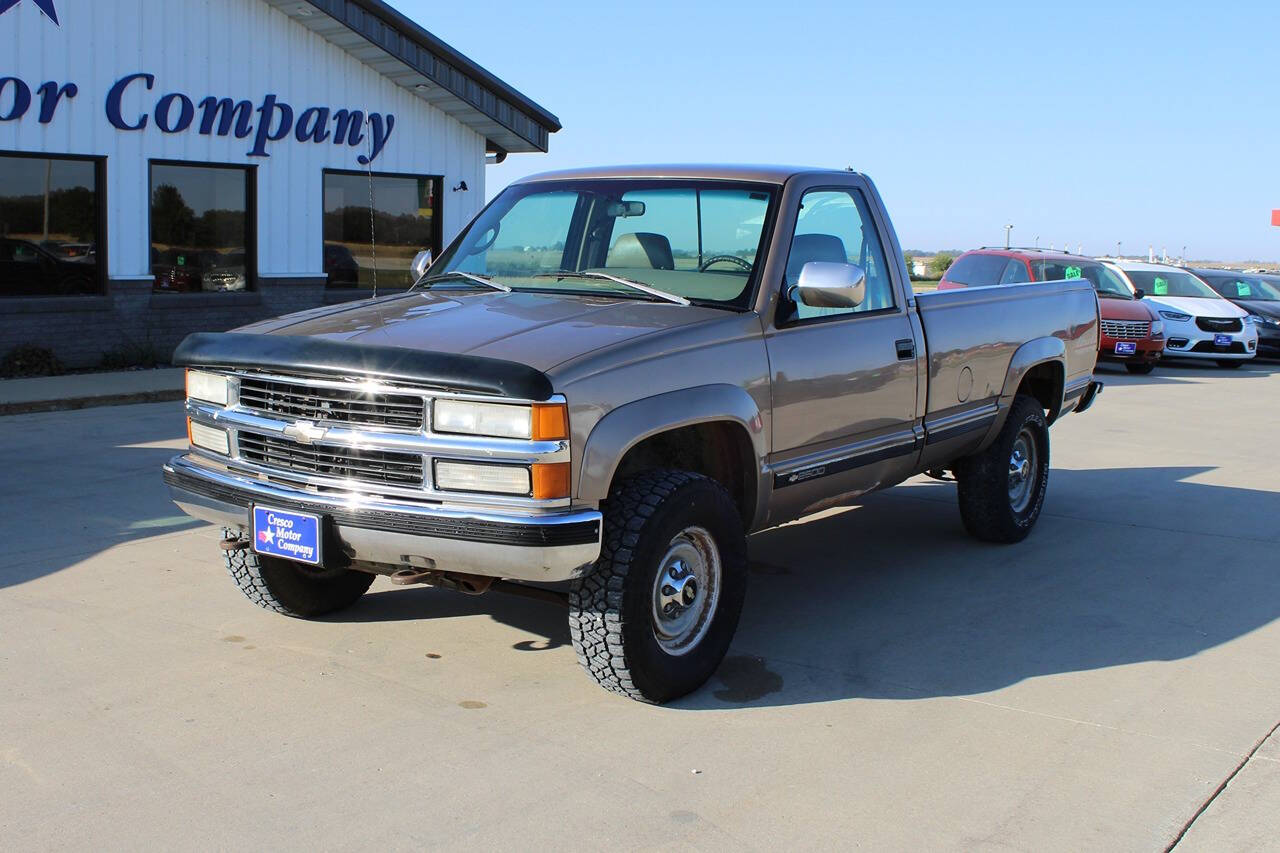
[237,375,425,431]
[238,431,425,488]
[1195,317,1242,333]
[1100,319,1151,340]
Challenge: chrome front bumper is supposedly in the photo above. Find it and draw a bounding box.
[163,454,602,583]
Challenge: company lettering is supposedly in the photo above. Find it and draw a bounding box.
[104,72,394,163]
[0,75,77,123]
[4,71,394,164]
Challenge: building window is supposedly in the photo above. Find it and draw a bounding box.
[0,153,103,297]
[150,162,253,293]
[323,171,441,289]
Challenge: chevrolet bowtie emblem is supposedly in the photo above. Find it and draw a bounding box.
[283,421,328,445]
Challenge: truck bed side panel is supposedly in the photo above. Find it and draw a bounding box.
[913,281,1099,469]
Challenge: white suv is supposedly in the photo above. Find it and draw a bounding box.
[1103,261,1257,368]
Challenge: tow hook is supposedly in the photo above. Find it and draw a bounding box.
[219,537,250,552]
[389,568,495,595]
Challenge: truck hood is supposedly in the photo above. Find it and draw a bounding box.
[235,289,729,373]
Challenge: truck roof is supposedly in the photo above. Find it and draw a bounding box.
[516,164,866,185]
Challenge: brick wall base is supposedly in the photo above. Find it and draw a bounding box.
[0,277,367,368]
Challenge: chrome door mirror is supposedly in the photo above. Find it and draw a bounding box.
[410,249,433,283]
[793,261,866,309]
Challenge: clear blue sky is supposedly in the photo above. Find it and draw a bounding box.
[397,0,1279,261]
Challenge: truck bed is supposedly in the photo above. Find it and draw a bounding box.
[914,279,1100,468]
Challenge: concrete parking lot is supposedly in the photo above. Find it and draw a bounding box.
[2,359,1278,851]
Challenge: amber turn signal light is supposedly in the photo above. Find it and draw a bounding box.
[531,462,571,500]
[531,403,569,441]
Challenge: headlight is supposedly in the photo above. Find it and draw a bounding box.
[187,419,230,455]
[1150,320,1164,335]
[186,369,231,406]
[433,399,568,440]
[1158,310,1192,322]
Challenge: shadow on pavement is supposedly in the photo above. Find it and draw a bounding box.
[329,465,1280,711]
[676,465,1280,709]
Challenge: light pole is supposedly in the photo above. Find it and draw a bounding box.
[1116,241,1122,259]
[1004,224,1014,249]
[1034,235,1039,250]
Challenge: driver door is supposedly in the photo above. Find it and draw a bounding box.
[763,180,923,523]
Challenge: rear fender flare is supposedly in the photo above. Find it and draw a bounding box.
[994,337,1067,432]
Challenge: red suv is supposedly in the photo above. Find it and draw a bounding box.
[939,249,1165,374]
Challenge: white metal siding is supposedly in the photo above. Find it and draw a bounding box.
[0,0,486,279]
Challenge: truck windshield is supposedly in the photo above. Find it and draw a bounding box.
[1123,270,1219,299]
[431,180,777,309]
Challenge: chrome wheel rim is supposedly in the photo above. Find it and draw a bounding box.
[1008,427,1038,514]
[651,526,721,656]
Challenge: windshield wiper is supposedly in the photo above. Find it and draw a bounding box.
[533,270,690,306]
[413,271,511,293]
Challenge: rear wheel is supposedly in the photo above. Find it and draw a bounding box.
[569,471,747,703]
[1216,359,1244,369]
[1125,361,1156,375]
[953,395,1050,543]
[222,529,374,617]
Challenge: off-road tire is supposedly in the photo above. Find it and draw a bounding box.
[1216,360,1244,369]
[569,471,748,704]
[222,528,374,617]
[953,395,1050,544]
[1124,362,1156,375]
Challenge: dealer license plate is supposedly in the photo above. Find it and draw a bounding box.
[1214,334,1232,347]
[1114,341,1137,355]
[252,506,322,566]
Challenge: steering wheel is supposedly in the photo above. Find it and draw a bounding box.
[698,255,752,273]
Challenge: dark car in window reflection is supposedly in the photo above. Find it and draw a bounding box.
[324,243,360,288]
[1,238,99,296]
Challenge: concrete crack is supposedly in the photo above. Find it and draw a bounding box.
[1165,718,1280,851]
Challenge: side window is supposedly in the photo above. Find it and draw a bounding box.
[1000,259,1030,284]
[786,188,894,321]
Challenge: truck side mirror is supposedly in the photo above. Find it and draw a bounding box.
[792,261,866,309]
[410,249,433,283]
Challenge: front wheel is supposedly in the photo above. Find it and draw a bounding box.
[222,529,374,617]
[1125,361,1156,375]
[569,471,747,703]
[953,395,1050,543]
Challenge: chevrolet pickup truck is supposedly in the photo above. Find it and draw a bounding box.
[164,165,1101,703]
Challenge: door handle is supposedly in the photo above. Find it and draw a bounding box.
[895,338,916,360]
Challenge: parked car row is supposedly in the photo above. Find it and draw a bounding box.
[938,248,1270,372]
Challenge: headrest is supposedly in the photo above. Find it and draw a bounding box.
[786,233,848,282]
[607,232,675,270]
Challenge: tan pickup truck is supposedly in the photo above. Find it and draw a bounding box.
[164,165,1101,703]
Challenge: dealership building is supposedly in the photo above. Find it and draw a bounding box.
[0,0,559,367]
